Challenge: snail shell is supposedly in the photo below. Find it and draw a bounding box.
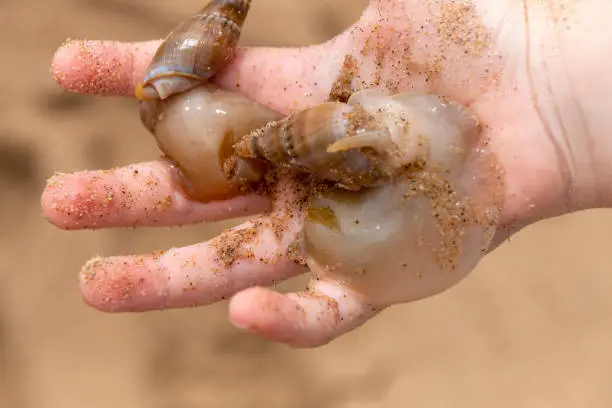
[135,0,251,101]
[232,89,482,191]
[300,91,504,305]
[136,0,282,201]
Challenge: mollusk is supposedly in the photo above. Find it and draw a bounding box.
[231,89,503,305]
[136,0,282,201]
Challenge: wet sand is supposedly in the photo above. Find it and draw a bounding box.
[2,0,612,407]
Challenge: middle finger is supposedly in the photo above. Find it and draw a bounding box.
[42,159,270,230]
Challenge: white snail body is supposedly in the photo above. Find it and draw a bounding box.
[139,84,280,201]
[298,91,503,305]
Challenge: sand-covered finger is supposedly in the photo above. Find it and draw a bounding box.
[42,160,269,229]
[228,280,383,348]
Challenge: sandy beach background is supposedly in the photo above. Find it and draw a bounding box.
[2,0,612,406]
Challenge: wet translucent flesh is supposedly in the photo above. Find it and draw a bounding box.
[302,90,503,306]
[147,83,281,201]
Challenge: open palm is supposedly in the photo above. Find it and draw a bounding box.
[43,0,605,347]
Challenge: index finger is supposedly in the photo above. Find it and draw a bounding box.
[50,39,339,113]
[51,40,160,98]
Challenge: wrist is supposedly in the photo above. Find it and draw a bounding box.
[479,1,612,228]
[557,2,612,210]
[523,1,612,213]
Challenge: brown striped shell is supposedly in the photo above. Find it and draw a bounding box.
[230,89,482,191]
[135,0,251,101]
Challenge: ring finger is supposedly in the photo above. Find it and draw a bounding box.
[78,175,310,312]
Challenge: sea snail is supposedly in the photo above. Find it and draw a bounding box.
[230,88,504,305]
[135,0,282,202]
[297,91,504,305]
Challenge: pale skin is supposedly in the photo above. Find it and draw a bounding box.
[42,0,612,348]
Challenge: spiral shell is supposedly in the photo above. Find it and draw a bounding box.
[135,0,251,101]
[231,101,394,190]
[232,89,482,190]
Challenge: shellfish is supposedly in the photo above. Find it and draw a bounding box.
[232,89,503,305]
[136,0,252,101]
[136,0,282,201]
